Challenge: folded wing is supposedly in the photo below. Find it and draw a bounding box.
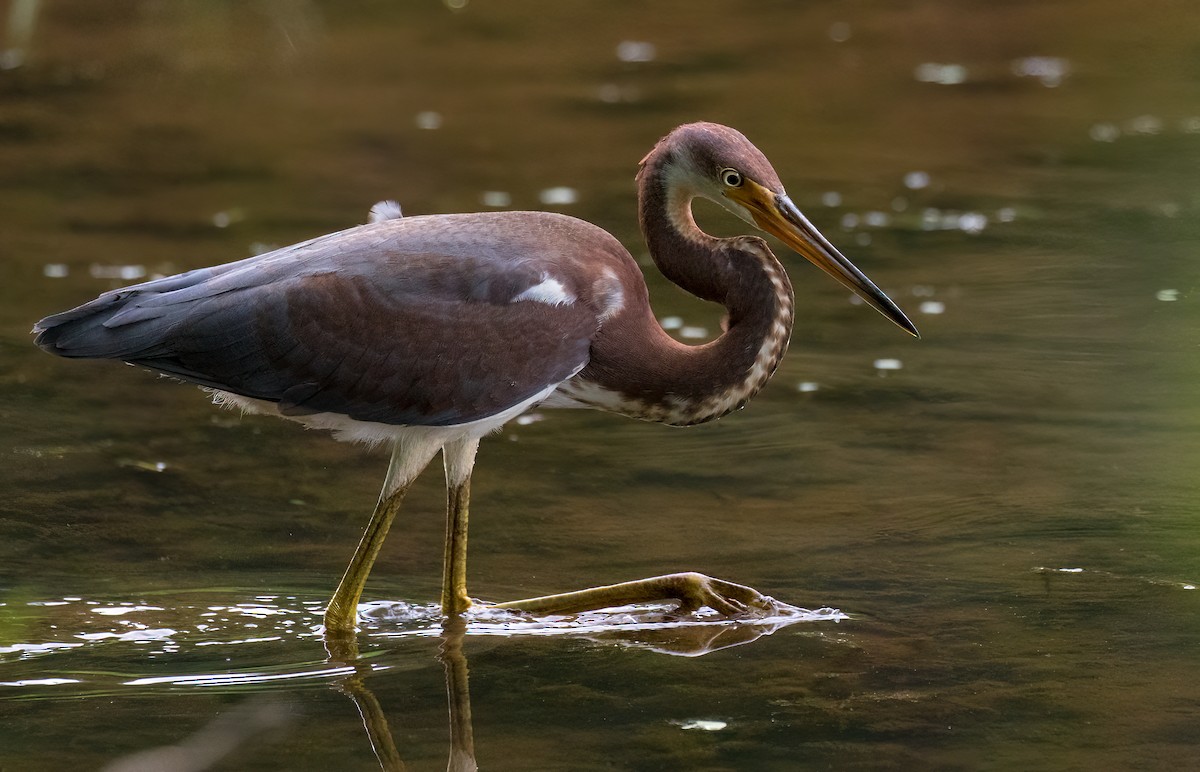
[35,216,604,427]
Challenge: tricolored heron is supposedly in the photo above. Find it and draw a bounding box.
[34,123,918,637]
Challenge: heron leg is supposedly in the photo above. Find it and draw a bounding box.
[324,435,442,635]
[441,437,480,616]
[491,572,777,617]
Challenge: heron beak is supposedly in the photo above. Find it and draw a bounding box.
[727,182,920,338]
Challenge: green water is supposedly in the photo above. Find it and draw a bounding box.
[2,1,1199,769]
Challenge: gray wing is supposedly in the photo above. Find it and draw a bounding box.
[34,214,614,427]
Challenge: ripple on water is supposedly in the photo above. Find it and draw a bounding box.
[0,593,848,694]
[1,596,323,667]
[359,597,846,657]
[1032,566,1197,592]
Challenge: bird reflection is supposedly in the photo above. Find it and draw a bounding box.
[328,611,809,770]
[330,619,477,772]
[581,614,800,657]
[440,617,478,772]
[336,677,409,772]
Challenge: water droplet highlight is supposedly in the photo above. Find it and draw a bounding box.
[538,187,578,205]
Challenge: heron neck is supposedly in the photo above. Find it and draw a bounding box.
[638,164,734,305]
[568,157,796,426]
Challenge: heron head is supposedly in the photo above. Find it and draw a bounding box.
[656,122,919,338]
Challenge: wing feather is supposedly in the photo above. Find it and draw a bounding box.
[34,213,622,427]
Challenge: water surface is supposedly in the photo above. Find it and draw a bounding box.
[2,1,1199,769]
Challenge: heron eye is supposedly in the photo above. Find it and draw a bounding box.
[720,168,744,188]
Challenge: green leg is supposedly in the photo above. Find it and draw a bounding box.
[325,434,770,635]
[324,436,441,636]
[441,438,480,616]
[325,483,410,635]
[437,435,772,619]
[490,572,777,617]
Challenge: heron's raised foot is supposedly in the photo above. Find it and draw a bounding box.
[320,572,788,662]
[487,572,778,617]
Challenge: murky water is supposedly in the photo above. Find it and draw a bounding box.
[3,1,1199,769]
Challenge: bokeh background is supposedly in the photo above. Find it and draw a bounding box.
[2,1,1198,769]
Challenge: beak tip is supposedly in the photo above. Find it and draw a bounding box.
[879,303,920,339]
